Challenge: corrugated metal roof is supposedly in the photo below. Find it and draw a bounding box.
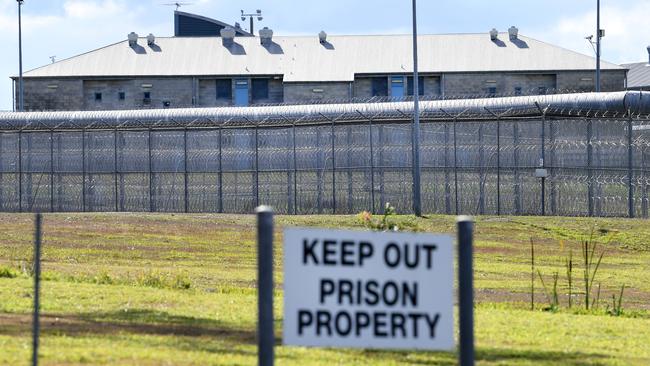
[21,33,623,82]
[622,62,650,89]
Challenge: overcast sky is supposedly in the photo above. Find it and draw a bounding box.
[1,0,649,111]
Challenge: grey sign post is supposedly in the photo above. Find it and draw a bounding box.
[256,206,275,366]
[32,213,42,366]
[457,216,475,366]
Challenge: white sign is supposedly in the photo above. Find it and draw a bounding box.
[283,228,454,350]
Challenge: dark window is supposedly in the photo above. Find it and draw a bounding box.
[118,92,125,100]
[216,79,232,99]
[407,76,425,96]
[94,92,102,102]
[251,79,269,101]
[371,77,388,97]
[487,87,497,96]
[514,87,522,96]
[144,91,151,99]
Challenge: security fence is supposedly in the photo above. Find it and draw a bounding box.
[1,91,650,217]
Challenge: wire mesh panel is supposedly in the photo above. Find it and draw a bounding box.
[187,130,220,212]
[333,124,372,214]
[0,108,647,217]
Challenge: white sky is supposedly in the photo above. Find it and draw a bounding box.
[1,0,649,111]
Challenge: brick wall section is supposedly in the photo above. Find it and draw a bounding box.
[252,78,284,104]
[20,78,83,111]
[284,82,351,103]
[19,70,627,111]
[198,79,231,107]
[354,76,441,98]
[556,70,626,92]
[83,80,134,110]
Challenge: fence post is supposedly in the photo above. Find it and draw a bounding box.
[331,118,336,214]
[184,129,189,213]
[113,130,119,212]
[255,124,260,209]
[453,118,459,215]
[540,116,546,216]
[82,129,86,212]
[369,118,375,213]
[478,124,485,215]
[496,119,501,215]
[346,126,353,214]
[378,125,385,213]
[256,206,275,366]
[32,213,42,366]
[19,130,23,212]
[292,123,298,215]
[587,119,594,217]
[218,126,223,213]
[457,215,475,366]
[50,131,54,213]
[628,112,634,218]
[148,129,154,212]
[444,122,452,214]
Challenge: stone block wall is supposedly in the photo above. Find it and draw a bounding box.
[442,73,556,96]
[556,70,626,92]
[284,82,351,103]
[19,78,83,111]
[19,70,627,111]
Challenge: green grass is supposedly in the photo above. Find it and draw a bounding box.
[1,213,650,365]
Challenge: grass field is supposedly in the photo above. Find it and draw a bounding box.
[1,213,649,365]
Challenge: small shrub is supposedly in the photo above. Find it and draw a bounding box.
[0,266,18,279]
[358,203,399,231]
[93,272,114,285]
[174,274,191,290]
[137,271,165,288]
[607,284,626,316]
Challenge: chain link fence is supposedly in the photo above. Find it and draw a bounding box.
[1,92,650,217]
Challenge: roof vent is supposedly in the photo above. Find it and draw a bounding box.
[128,32,138,46]
[508,26,519,40]
[147,33,155,46]
[259,27,273,45]
[221,26,236,45]
[319,30,327,44]
[489,28,498,41]
[647,45,650,65]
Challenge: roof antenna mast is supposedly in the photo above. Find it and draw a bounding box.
[162,2,194,11]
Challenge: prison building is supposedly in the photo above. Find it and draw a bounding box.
[623,46,650,91]
[12,19,626,111]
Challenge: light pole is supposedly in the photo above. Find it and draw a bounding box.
[241,9,263,35]
[17,0,24,112]
[411,0,422,216]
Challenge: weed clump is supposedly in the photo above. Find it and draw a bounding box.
[0,266,18,279]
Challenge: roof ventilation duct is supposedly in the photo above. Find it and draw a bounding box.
[647,45,650,65]
[508,26,519,40]
[319,30,327,44]
[489,28,498,41]
[259,27,273,45]
[221,26,236,46]
[147,33,155,46]
[127,32,138,46]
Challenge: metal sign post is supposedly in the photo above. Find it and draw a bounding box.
[32,213,42,366]
[457,216,475,366]
[256,206,275,366]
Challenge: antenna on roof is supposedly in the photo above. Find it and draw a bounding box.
[162,2,194,11]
